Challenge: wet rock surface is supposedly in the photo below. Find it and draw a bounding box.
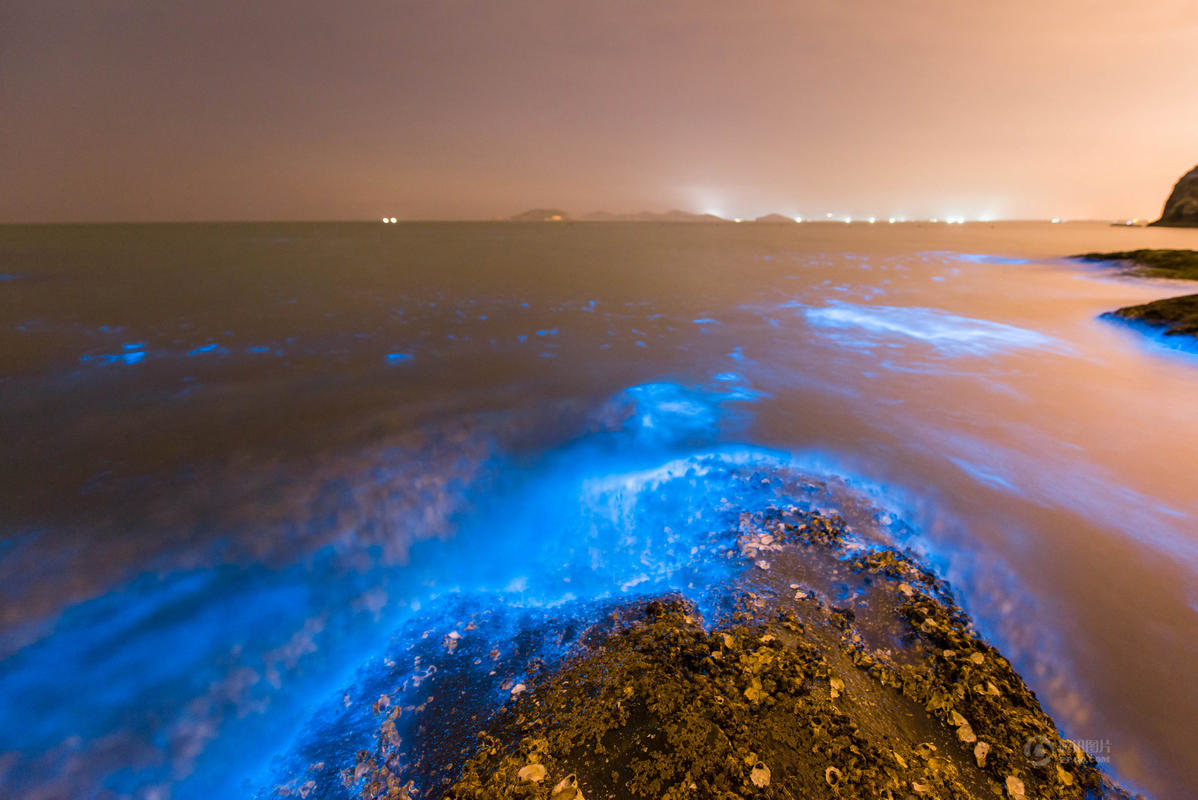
[1077,249,1198,282]
[341,504,1135,800]
[1104,294,1198,340]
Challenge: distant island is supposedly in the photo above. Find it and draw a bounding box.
[505,209,804,223]
[507,208,571,222]
[1076,249,1198,341]
[1149,164,1198,227]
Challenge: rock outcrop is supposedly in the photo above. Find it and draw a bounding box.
[352,497,1136,800]
[1107,294,1198,340]
[1150,164,1198,227]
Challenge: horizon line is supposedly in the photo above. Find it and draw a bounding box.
[0,216,1158,226]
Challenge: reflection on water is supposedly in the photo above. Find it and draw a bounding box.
[1,222,1196,799]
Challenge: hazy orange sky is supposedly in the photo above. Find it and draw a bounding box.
[2,1,1196,222]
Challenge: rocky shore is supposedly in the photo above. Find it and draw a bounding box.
[1077,249,1198,342]
[345,497,1136,800]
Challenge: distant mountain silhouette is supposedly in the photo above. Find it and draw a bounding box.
[752,213,798,223]
[507,208,571,222]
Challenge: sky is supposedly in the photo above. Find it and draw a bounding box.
[2,0,1196,222]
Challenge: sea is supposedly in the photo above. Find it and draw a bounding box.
[1,221,1196,799]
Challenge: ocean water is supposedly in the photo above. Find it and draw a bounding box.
[1,221,1196,799]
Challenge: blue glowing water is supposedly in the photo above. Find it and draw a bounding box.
[1,222,1197,799]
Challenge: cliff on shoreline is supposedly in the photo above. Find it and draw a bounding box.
[1149,165,1198,227]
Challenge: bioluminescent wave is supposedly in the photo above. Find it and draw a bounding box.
[803,303,1062,357]
[1099,312,1198,357]
[939,252,1033,266]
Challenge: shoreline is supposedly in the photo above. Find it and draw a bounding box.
[329,477,1138,800]
[1076,250,1198,342]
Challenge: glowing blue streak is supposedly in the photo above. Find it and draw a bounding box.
[804,303,1060,357]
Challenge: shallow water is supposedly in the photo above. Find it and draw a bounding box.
[1,221,1196,799]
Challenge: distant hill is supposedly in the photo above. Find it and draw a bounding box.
[752,213,798,223]
[580,210,728,223]
[508,208,571,222]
